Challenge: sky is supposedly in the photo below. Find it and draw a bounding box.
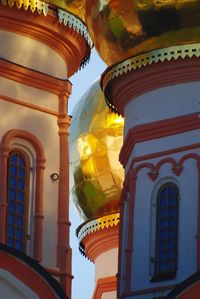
[68,50,106,299]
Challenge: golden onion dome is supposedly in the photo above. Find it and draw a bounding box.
[69,80,124,220]
[85,0,200,65]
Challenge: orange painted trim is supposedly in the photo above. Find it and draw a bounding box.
[0,94,58,116]
[93,276,117,299]
[82,224,119,262]
[0,129,46,261]
[120,112,200,167]
[104,56,200,116]
[56,86,73,298]
[0,6,89,77]
[0,251,58,299]
[0,58,68,97]
[119,151,200,294]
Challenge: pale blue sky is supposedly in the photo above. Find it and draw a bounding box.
[69,50,106,299]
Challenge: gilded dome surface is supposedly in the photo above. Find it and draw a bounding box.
[85,0,200,65]
[69,80,124,220]
[47,0,85,20]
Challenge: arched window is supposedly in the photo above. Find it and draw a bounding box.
[6,151,29,253]
[154,182,179,280]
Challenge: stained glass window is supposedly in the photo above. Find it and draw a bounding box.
[154,183,179,280]
[6,151,28,252]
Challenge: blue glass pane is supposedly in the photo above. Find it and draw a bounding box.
[8,202,16,213]
[167,262,175,271]
[160,230,167,240]
[19,167,25,177]
[18,191,24,202]
[160,197,167,207]
[169,197,175,205]
[169,230,175,238]
[16,216,23,227]
[10,154,17,163]
[10,165,17,176]
[160,209,167,218]
[17,205,24,215]
[16,240,23,251]
[160,219,168,229]
[169,218,175,228]
[10,177,16,188]
[168,239,175,250]
[161,188,167,197]
[19,156,25,167]
[8,226,14,237]
[168,250,175,259]
[169,207,175,217]
[159,263,167,272]
[7,238,14,247]
[18,179,25,190]
[159,252,166,261]
[9,189,16,200]
[16,228,23,239]
[8,215,15,225]
[168,187,176,197]
[160,241,166,251]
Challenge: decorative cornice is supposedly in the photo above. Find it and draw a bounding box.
[101,43,200,114]
[0,0,92,70]
[58,9,93,49]
[120,112,200,167]
[76,213,119,257]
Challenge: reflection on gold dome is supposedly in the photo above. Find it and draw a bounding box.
[69,80,124,220]
[85,0,200,65]
[46,0,85,20]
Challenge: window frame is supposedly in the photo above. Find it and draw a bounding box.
[6,149,30,253]
[150,182,179,282]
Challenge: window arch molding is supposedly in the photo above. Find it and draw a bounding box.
[150,177,180,281]
[0,129,46,261]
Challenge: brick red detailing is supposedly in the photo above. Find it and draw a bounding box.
[120,112,200,167]
[104,57,200,116]
[0,58,69,97]
[93,276,117,299]
[0,6,90,77]
[0,130,45,261]
[0,251,59,299]
[56,86,72,298]
[119,152,200,296]
[125,173,137,292]
[82,224,119,262]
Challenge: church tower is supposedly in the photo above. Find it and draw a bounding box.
[83,0,200,298]
[0,1,92,298]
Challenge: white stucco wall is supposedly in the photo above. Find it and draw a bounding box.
[101,291,116,299]
[0,77,58,111]
[95,248,118,280]
[0,81,60,268]
[0,269,39,299]
[124,81,200,137]
[0,30,67,78]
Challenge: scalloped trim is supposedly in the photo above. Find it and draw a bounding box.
[102,43,200,113]
[76,213,120,257]
[1,0,49,15]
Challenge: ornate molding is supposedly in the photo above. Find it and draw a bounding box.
[101,43,200,113]
[76,213,119,257]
